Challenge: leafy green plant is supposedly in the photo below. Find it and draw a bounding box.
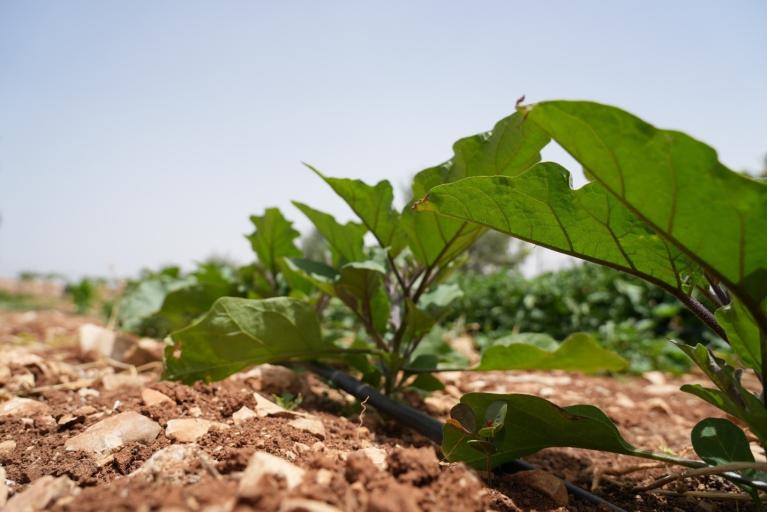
[163,111,624,393]
[418,100,767,497]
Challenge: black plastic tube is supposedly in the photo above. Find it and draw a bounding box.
[308,362,628,512]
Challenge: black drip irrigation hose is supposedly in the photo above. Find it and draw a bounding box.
[308,362,628,512]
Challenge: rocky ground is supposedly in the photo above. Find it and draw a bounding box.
[0,307,762,511]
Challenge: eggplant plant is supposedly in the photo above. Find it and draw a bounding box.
[162,111,625,393]
[417,100,767,499]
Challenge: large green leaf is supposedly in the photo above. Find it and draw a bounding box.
[403,111,549,267]
[476,332,627,373]
[716,297,762,373]
[293,202,366,264]
[306,165,406,255]
[334,261,391,334]
[417,162,699,296]
[444,393,660,468]
[158,264,238,331]
[119,275,194,331]
[677,343,767,444]
[246,208,302,276]
[164,297,335,383]
[524,101,767,328]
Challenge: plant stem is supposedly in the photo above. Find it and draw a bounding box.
[676,292,728,341]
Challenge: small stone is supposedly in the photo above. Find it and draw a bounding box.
[311,441,325,452]
[0,397,50,418]
[288,417,325,439]
[0,440,16,457]
[258,364,300,393]
[646,397,673,415]
[188,406,203,418]
[315,468,333,485]
[511,469,568,507]
[34,415,56,429]
[79,323,116,357]
[77,387,100,398]
[131,444,210,483]
[643,371,666,386]
[0,465,7,507]
[102,373,146,391]
[253,393,298,418]
[614,393,636,409]
[278,498,341,512]
[359,447,387,470]
[238,451,305,497]
[72,405,98,416]
[232,406,257,425]
[142,388,173,407]
[57,414,82,428]
[294,442,311,453]
[4,475,75,512]
[165,418,226,443]
[65,411,161,455]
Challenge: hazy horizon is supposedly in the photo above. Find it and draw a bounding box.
[2,1,765,279]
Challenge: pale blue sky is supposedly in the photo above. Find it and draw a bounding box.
[1,1,765,278]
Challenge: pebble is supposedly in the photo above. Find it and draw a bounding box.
[238,451,305,497]
[253,393,298,418]
[65,411,161,455]
[165,418,227,443]
[141,388,173,407]
[78,323,116,356]
[0,397,50,418]
[278,498,342,512]
[4,475,75,512]
[358,447,387,470]
[510,469,568,507]
[0,465,6,507]
[232,406,258,425]
[0,440,16,457]
[130,444,209,483]
[288,417,325,439]
[102,373,147,391]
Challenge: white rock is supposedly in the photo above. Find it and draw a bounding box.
[288,417,325,439]
[232,406,257,425]
[253,393,298,418]
[102,373,147,391]
[643,371,666,386]
[78,323,116,357]
[131,444,212,483]
[0,440,16,457]
[0,465,7,507]
[165,418,226,443]
[65,411,161,455]
[142,388,173,407]
[0,397,50,418]
[511,470,568,507]
[278,499,342,512]
[359,447,387,470]
[238,451,305,497]
[4,475,75,512]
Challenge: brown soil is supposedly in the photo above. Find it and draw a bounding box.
[0,308,760,511]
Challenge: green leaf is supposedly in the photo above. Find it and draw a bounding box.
[285,258,338,295]
[449,403,477,434]
[409,373,445,392]
[404,111,549,267]
[293,201,367,264]
[119,276,194,332]
[525,100,767,327]
[443,393,645,468]
[716,297,762,373]
[306,164,406,255]
[334,261,391,334]
[476,332,627,373]
[163,297,334,383]
[692,417,755,466]
[418,162,699,295]
[677,343,767,444]
[246,208,302,275]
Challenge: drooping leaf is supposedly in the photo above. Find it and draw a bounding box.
[716,297,762,373]
[306,164,406,255]
[409,373,445,392]
[417,163,700,296]
[334,261,391,334]
[692,417,755,466]
[164,297,335,383]
[677,343,767,444]
[246,208,302,276]
[524,100,767,328]
[403,111,549,267]
[476,332,627,373]
[293,202,367,264]
[449,403,478,434]
[443,393,649,468]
